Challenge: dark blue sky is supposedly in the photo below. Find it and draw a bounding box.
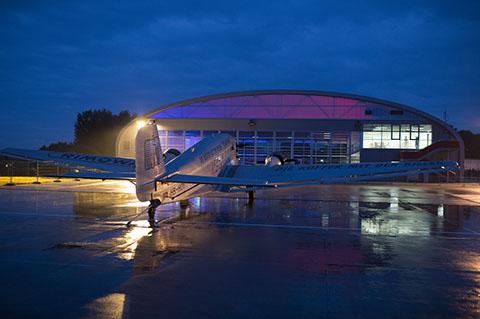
[1,1,479,149]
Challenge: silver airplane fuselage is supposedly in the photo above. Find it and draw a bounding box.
[154,134,237,204]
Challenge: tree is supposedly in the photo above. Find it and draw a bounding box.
[40,142,75,152]
[459,130,480,159]
[40,109,136,156]
[74,109,136,156]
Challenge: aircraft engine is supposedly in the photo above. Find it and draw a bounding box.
[283,158,300,165]
[163,148,181,163]
[264,153,284,166]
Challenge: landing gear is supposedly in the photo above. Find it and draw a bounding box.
[125,199,161,228]
[247,190,255,206]
[147,199,161,226]
[179,200,190,209]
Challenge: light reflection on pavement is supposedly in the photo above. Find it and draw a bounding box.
[0,181,479,318]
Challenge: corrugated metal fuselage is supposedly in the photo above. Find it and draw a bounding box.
[153,134,237,204]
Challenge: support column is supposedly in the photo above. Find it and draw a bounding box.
[247,190,255,205]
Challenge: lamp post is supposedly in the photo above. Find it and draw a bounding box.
[5,162,15,186]
[53,166,61,182]
[32,162,41,184]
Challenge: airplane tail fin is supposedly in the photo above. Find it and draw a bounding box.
[135,122,165,201]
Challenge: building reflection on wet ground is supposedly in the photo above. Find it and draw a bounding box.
[0,182,479,318]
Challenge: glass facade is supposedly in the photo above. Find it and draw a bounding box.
[185,130,201,149]
[362,124,432,149]
[157,127,359,165]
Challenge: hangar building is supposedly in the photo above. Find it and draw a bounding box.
[116,90,464,176]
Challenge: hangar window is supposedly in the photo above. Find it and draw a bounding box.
[274,132,293,159]
[391,125,400,140]
[185,131,201,149]
[167,130,184,151]
[311,137,329,164]
[221,131,236,137]
[410,125,419,140]
[419,125,432,149]
[238,131,255,164]
[294,132,310,138]
[362,124,432,150]
[256,132,275,164]
[138,127,354,165]
[257,131,273,137]
[203,130,220,136]
[239,131,255,138]
[293,138,312,164]
[157,129,167,148]
[276,131,292,138]
[169,130,183,136]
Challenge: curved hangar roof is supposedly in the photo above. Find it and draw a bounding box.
[144,90,448,127]
[117,90,463,161]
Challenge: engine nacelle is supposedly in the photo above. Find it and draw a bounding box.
[283,158,300,165]
[265,153,284,166]
[163,148,181,163]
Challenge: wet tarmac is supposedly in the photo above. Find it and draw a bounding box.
[0,181,479,318]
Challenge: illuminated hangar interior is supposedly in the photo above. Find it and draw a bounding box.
[116,90,464,172]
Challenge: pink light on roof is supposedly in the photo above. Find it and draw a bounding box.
[151,94,378,120]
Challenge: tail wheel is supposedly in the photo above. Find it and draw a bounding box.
[147,199,161,220]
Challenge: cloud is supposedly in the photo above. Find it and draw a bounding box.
[0,0,479,148]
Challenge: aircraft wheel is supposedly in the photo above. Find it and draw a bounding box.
[179,200,189,208]
[147,199,161,220]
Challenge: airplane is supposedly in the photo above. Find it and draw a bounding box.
[0,121,459,223]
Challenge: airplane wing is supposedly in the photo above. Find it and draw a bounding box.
[0,148,135,174]
[159,161,458,189]
[228,160,459,185]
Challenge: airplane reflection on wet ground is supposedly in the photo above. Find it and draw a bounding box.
[0,181,479,318]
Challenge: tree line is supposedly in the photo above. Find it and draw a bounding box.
[40,109,136,156]
[458,131,480,159]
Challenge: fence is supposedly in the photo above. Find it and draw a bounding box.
[0,159,72,181]
[463,159,480,182]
